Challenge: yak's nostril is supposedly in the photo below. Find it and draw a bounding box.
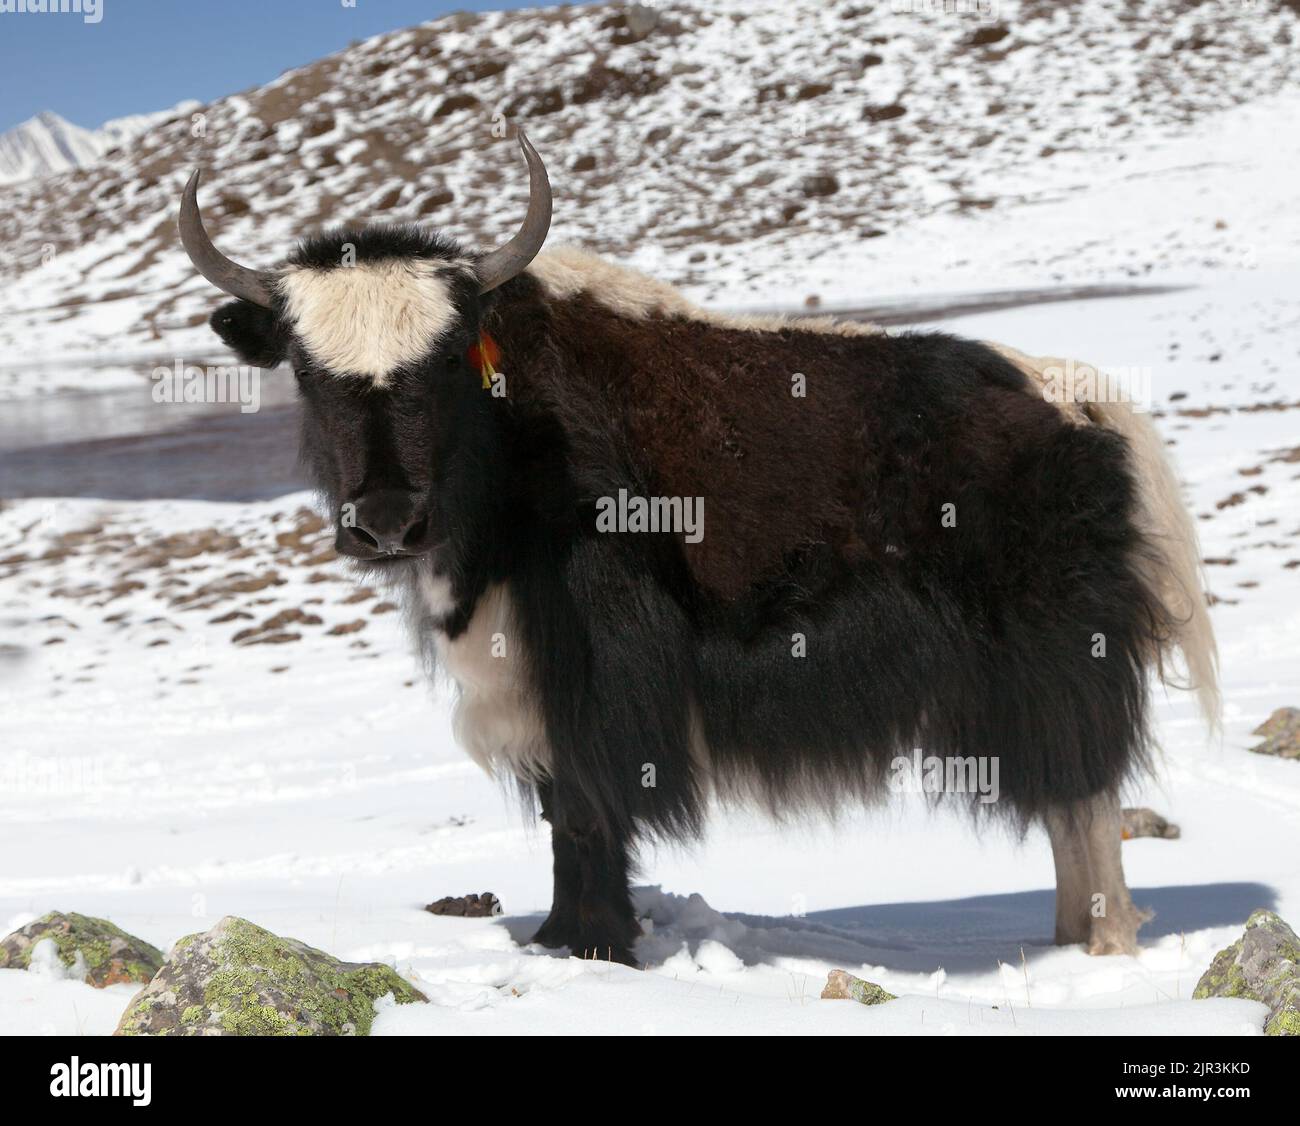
[351,526,380,550]
[402,516,429,548]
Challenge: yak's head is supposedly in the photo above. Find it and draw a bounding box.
[179,133,550,569]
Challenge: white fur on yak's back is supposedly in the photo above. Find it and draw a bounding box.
[989,342,1221,732]
[276,245,882,383]
[277,258,469,381]
[529,246,887,337]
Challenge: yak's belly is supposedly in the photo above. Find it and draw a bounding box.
[419,575,549,780]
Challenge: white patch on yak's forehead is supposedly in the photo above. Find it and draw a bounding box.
[277,259,466,382]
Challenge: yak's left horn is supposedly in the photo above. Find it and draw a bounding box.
[474,130,552,294]
[178,168,276,308]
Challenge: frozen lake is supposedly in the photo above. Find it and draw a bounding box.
[0,283,1182,503]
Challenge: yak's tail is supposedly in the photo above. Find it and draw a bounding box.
[1089,394,1220,730]
[989,343,1221,733]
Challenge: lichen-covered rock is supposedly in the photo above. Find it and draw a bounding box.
[0,911,163,987]
[820,969,896,1005]
[114,916,426,1036]
[1249,707,1300,759]
[1193,909,1300,1036]
[1121,807,1181,840]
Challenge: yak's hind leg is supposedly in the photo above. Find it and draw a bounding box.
[1044,791,1151,955]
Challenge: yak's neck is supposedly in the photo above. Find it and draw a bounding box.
[404,282,581,638]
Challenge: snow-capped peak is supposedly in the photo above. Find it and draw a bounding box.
[0,102,200,186]
[0,111,103,185]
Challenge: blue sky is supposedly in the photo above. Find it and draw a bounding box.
[0,0,570,133]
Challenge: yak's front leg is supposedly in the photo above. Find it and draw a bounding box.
[531,781,640,965]
[1045,790,1151,955]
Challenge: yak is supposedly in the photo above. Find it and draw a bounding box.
[178,132,1218,965]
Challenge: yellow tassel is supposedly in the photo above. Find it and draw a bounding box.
[472,331,500,390]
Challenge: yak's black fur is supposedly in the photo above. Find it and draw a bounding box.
[211,227,1173,964]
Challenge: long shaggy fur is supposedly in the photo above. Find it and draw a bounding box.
[991,343,1220,730]
[482,277,1177,837]
[208,228,1218,961]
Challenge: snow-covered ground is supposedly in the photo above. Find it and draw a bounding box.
[1,3,1298,1038]
[1,263,1297,1035]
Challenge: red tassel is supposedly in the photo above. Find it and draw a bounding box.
[467,331,501,389]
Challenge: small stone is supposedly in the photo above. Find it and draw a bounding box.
[970,25,1010,48]
[328,619,367,636]
[1193,909,1300,1036]
[431,93,478,117]
[800,173,839,199]
[795,82,832,101]
[416,188,455,216]
[0,911,163,988]
[1121,807,1181,839]
[821,968,896,1005]
[863,103,906,123]
[425,892,502,918]
[624,3,658,40]
[1249,707,1300,759]
[115,916,426,1036]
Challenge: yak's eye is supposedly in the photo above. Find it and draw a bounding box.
[446,353,461,370]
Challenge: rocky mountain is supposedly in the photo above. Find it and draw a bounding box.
[0,104,200,186]
[1,0,1297,364]
[0,111,104,185]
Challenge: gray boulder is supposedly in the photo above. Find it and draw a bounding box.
[1193,909,1300,1036]
[820,968,896,1005]
[115,916,426,1036]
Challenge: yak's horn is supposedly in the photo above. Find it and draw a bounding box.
[474,130,552,294]
[178,169,276,308]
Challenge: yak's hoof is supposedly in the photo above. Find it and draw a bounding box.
[530,929,636,966]
[530,915,639,966]
[1082,906,1150,956]
[530,913,575,950]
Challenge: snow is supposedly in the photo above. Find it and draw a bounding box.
[3,0,1299,366]
[1,256,1295,1034]
[0,112,103,186]
[0,103,200,187]
[1,1,1298,1037]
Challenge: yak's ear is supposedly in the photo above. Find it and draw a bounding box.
[210,300,288,368]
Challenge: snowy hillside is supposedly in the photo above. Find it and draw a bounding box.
[1,0,1298,366]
